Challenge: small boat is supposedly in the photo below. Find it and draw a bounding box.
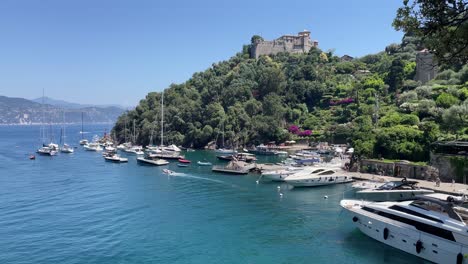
[163,169,174,174]
[178,158,191,163]
[197,161,212,166]
[104,154,128,163]
[29,155,36,160]
[177,163,189,167]
[212,160,254,174]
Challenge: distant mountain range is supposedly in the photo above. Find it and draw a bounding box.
[31,96,127,109]
[0,95,127,125]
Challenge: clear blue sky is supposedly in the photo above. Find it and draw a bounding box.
[0,0,404,107]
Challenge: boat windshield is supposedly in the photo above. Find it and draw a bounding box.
[377,181,398,190]
[311,169,325,174]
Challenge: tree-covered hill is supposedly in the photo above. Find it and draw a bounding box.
[112,35,468,162]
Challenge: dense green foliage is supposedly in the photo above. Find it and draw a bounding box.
[112,35,468,162]
[393,0,468,67]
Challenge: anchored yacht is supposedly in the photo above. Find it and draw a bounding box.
[284,168,353,187]
[341,194,468,264]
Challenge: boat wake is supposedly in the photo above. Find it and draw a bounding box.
[167,172,228,185]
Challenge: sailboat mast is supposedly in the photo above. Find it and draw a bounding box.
[160,91,164,146]
[41,89,45,145]
[133,119,136,144]
[81,112,84,139]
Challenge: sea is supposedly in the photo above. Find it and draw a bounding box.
[0,124,426,263]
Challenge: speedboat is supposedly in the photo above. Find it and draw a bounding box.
[163,169,174,174]
[84,142,103,151]
[60,144,74,153]
[284,168,353,187]
[341,194,468,263]
[356,179,434,201]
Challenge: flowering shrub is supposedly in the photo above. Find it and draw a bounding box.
[288,125,300,133]
[288,125,312,137]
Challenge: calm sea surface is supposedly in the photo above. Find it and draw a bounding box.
[0,124,426,263]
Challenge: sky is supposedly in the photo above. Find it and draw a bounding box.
[0,0,404,107]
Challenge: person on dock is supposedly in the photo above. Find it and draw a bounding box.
[435,176,441,187]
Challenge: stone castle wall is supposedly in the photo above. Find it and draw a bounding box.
[251,31,317,59]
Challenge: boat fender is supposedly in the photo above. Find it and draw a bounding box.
[383,228,389,240]
[352,216,358,222]
[457,253,463,264]
[415,240,423,254]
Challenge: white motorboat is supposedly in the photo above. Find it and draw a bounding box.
[104,146,116,152]
[84,142,103,151]
[261,167,304,182]
[104,154,128,163]
[215,148,237,154]
[341,194,468,263]
[79,139,88,145]
[356,179,434,201]
[123,146,144,155]
[117,142,131,150]
[137,156,169,166]
[284,168,353,187]
[60,143,74,153]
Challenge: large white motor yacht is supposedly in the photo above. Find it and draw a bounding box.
[284,168,353,187]
[261,167,306,182]
[341,194,468,264]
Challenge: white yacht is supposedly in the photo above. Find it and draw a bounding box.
[341,194,468,264]
[261,167,305,182]
[37,146,57,156]
[84,142,103,151]
[284,168,353,187]
[356,179,434,201]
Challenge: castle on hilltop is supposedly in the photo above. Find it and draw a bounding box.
[250,30,319,59]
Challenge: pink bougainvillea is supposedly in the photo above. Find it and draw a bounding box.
[288,125,300,134]
[288,125,312,137]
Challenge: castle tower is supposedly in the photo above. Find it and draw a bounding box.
[415,49,438,84]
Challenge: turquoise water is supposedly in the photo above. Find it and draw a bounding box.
[0,124,426,263]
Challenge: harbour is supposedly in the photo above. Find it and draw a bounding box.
[0,124,429,264]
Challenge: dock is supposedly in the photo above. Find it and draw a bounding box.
[348,172,468,196]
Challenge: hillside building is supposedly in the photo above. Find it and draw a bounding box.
[250,30,319,59]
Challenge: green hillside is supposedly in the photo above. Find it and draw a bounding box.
[112,35,468,162]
